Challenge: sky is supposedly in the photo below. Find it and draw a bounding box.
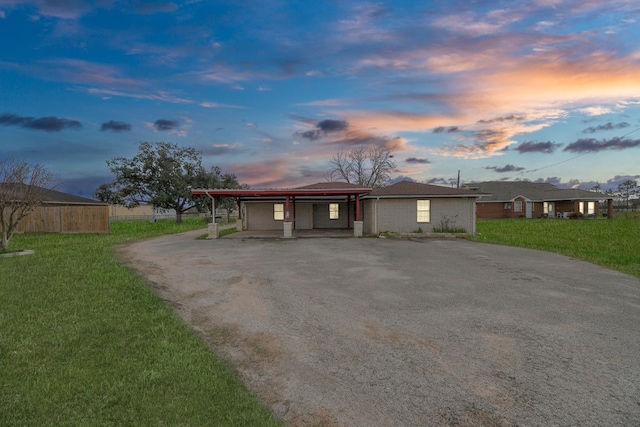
[1,0,640,197]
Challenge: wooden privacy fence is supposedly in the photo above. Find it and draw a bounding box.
[16,204,110,234]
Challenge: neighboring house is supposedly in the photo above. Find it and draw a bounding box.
[4,185,110,234]
[192,180,484,237]
[465,181,611,219]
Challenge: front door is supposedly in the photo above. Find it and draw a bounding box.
[525,201,533,218]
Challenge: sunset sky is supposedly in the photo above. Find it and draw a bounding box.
[1,0,640,197]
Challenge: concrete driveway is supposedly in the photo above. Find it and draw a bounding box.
[119,231,640,426]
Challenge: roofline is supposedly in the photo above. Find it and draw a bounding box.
[362,193,483,199]
[477,196,608,203]
[42,200,109,206]
[192,188,372,197]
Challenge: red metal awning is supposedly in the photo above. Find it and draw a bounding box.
[191,187,372,198]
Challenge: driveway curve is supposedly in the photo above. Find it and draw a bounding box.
[118,231,640,426]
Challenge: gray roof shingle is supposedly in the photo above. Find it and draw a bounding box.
[366,180,483,198]
[466,181,607,202]
[0,183,105,205]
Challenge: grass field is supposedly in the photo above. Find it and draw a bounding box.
[471,217,640,279]
[0,218,280,427]
[2,216,638,426]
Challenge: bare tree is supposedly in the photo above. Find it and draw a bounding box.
[0,159,57,251]
[326,145,396,187]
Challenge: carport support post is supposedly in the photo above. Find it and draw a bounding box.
[283,195,293,238]
[353,194,363,237]
[236,198,243,231]
[607,198,614,219]
[208,222,219,239]
[211,196,217,223]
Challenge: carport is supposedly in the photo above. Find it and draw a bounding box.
[192,183,372,238]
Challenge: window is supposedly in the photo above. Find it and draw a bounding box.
[514,201,522,212]
[543,202,554,214]
[586,201,595,215]
[329,203,339,220]
[503,203,511,210]
[417,200,430,222]
[273,203,284,221]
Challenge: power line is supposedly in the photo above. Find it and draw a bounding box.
[523,124,640,174]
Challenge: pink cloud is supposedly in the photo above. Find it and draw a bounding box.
[334,46,640,160]
[41,58,142,87]
[227,158,300,188]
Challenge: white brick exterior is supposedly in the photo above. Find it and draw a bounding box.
[245,202,284,230]
[245,196,477,235]
[363,197,476,234]
[244,201,350,230]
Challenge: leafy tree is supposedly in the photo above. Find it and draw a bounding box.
[0,159,57,251]
[96,142,209,223]
[194,166,245,223]
[326,145,396,188]
[617,179,639,211]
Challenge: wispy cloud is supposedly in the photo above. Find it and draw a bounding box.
[87,88,191,103]
[88,88,232,108]
[205,142,244,156]
[476,115,526,125]
[433,126,462,134]
[131,2,178,15]
[200,101,244,109]
[515,140,562,153]
[564,137,640,152]
[297,98,350,107]
[581,121,629,134]
[334,3,393,44]
[152,118,179,131]
[144,117,191,137]
[578,106,614,116]
[297,119,348,140]
[486,164,525,173]
[41,58,142,87]
[405,157,431,164]
[0,112,81,131]
[100,120,131,132]
[293,116,407,152]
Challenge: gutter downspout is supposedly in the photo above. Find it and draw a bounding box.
[205,191,215,223]
[374,197,379,234]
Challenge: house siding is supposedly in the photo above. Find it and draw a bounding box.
[363,198,474,234]
[245,202,284,230]
[244,201,350,230]
[294,203,313,229]
[313,202,349,228]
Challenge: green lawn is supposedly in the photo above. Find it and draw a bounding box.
[0,218,280,427]
[471,217,640,279]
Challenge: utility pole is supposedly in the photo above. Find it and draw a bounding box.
[456,170,460,188]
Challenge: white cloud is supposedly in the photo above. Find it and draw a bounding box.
[297,98,350,107]
[200,101,244,109]
[577,106,614,116]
